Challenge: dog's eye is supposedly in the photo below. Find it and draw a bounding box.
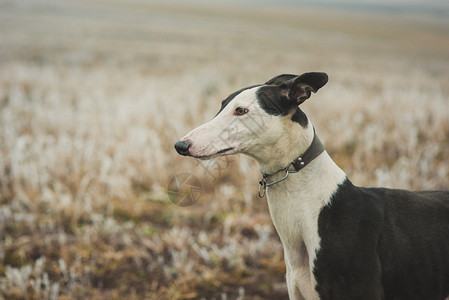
[234,107,249,116]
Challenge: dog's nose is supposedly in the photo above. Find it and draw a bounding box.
[174,140,191,156]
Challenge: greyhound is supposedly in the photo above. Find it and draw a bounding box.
[174,72,449,300]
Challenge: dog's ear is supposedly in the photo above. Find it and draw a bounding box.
[283,72,328,105]
[265,74,298,85]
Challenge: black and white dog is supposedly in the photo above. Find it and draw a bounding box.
[174,72,449,300]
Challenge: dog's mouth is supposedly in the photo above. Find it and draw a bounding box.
[193,147,235,160]
[217,147,234,154]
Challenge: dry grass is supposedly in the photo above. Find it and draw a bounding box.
[0,0,448,299]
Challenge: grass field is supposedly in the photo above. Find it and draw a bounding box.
[1,0,449,299]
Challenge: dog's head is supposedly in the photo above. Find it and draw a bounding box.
[175,72,328,165]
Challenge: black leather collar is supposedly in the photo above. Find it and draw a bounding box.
[291,128,325,172]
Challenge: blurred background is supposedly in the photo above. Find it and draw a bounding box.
[0,0,448,299]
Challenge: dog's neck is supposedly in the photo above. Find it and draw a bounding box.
[253,121,316,175]
[252,120,347,263]
[255,121,347,202]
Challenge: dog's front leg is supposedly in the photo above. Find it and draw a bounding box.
[285,250,306,300]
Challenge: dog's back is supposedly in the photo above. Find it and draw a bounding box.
[315,178,449,300]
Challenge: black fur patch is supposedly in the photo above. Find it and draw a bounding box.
[314,178,449,300]
[291,108,308,127]
[256,86,308,127]
[216,73,319,127]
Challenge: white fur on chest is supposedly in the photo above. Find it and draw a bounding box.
[266,152,346,300]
